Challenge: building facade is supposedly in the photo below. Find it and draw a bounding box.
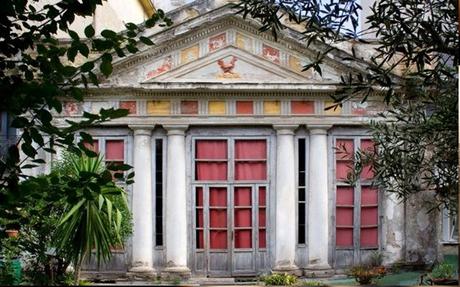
[32,0,445,278]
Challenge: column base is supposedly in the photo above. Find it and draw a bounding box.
[273,263,302,276]
[161,266,191,280]
[127,266,157,280]
[304,264,334,278]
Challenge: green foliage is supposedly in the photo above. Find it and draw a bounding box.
[0,0,171,239]
[0,237,21,285]
[261,273,298,286]
[236,0,459,213]
[430,262,455,279]
[300,280,326,286]
[347,265,386,285]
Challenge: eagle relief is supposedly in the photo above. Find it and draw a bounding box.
[216,56,240,79]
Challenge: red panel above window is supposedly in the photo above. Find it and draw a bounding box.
[106,140,124,160]
[196,140,227,159]
[291,100,314,114]
[236,101,254,115]
[181,100,199,114]
[235,140,266,159]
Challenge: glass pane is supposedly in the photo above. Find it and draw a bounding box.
[337,186,354,205]
[234,208,252,227]
[196,187,203,206]
[196,230,204,249]
[196,162,227,180]
[235,187,252,206]
[235,162,267,180]
[298,188,306,202]
[336,228,353,247]
[298,203,305,225]
[259,186,266,206]
[361,187,378,205]
[210,230,227,249]
[196,140,227,159]
[259,229,267,248]
[196,209,204,228]
[106,140,124,160]
[336,139,354,160]
[235,140,267,159]
[259,208,266,227]
[235,230,252,248]
[210,209,227,228]
[336,160,353,180]
[336,207,353,226]
[209,187,227,207]
[360,228,378,247]
[361,207,378,226]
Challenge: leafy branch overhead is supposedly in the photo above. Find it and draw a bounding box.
[235,0,459,212]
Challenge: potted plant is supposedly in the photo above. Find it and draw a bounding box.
[348,265,387,285]
[427,262,458,285]
[5,230,18,238]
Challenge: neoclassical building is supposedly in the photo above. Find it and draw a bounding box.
[33,0,445,279]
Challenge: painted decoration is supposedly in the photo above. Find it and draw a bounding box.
[119,101,136,115]
[147,101,171,115]
[217,56,240,79]
[181,100,199,114]
[146,56,173,80]
[288,55,313,78]
[209,33,227,52]
[236,32,252,51]
[236,101,254,115]
[262,44,280,64]
[208,101,226,115]
[263,101,281,115]
[64,102,81,116]
[91,102,114,114]
[351,101,368,115]
[291,100,314,114]
[180,44,200,65]
[324,101,342,115]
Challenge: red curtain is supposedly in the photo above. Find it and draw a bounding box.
[196,209,204,227]
[234,209,252,227]
[258,229,266,248]
[336,139,354,160]
[210,231,227,249]
[196,140,227,159]
[196,187,203,206]
[196,162,227,180]
[106,140,124,160]
[235,162,266,180]
[336,228,353,247]
[209,187,227,207]
[360,228,378,247]
[210,209,227,228]
[235,230,252,248]
[258,208,266,227]
[336,208,353,226]
[235,140,266,159]
[361,187,378,205]
[259,186,266,205]
[336,161,353,180]
[336,186,354,205]
[234,187,252,206]
[196,230,204,249]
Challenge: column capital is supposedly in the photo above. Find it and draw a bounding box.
[163,125,189,136]
[273,125,298,135]
[129,125,154,136]
[308,125,332,135]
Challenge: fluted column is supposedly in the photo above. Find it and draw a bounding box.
[129,126,154,273]
[273,125,300,274]
[163,125,190,277]
[306,125,332,274]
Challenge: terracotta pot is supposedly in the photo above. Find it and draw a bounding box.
[5,229,19,238]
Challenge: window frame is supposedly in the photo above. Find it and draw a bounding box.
[153,136,167,248]
[332,135,382,253]
[295,135,309,247]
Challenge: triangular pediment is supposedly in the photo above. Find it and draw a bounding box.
[106,12,368,88]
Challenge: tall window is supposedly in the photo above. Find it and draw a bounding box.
[335,137,379,250]
[154,139,164,247]
[297,138,307,244]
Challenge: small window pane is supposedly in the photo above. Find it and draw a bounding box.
[337,186,354,205]
[210,230,227,249]
[259,229,267,248]
[336,207,354,226]
[259,186,266,206]
[106,140,124,160]
[210,209,227,228]
[259,208,266,227]
[196,140,227,159]
[360,228,378,247]
[196,230,204,249]
[209,187,227,207]
[336,139,354,160]
[235,209,252,227]
[361,187,378,205]
[235,230,252,248]
[235,162,266,180]
[361,207,378,226]
[235,187,252,206]
[336,228,353,247]
[196,162,227,180]
[235,140,267,159]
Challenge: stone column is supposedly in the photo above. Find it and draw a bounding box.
[273,125,300,275]
[306,125,333,276]
[163,125,191,277]
[129,126,155,274]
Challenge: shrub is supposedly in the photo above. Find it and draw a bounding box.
[347,265,386,285]
[430,262,455,279]
[261,273,298,286]
[301,280,326,286]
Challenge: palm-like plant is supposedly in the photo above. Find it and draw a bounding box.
[54,154,128,283]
